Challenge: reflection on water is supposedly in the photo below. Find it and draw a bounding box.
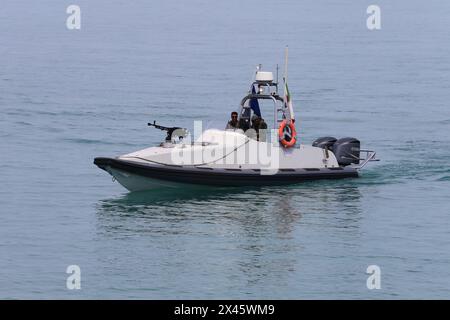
[96,180,363,236]
[94,181,362,298]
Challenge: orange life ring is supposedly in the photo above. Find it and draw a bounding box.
[278,120,297,148]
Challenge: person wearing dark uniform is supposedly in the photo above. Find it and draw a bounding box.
[251,114,268,141]
[225,111,240,130]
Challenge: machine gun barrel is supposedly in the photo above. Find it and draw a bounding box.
[147,121,188,142]
[147,120,172,131]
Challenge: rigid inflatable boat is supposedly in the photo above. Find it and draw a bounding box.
[94,61,377,191]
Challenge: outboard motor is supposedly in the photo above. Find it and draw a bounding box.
[312,137,337,150]
[333,137,360,166]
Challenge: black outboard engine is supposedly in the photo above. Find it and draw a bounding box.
[332,137,360,166]
[312,137,337,150]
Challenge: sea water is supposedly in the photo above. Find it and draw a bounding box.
[1,0,449,298]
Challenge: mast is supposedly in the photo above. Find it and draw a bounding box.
[284,46,288,84]
[283,46,295,122]
[276,64,279,94]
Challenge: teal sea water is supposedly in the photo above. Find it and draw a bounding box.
[1,0,449,298]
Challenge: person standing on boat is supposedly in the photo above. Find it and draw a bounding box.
[225,111,240,130]
[251,114,267,141]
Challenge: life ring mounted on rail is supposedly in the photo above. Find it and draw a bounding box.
[278,120,297,148]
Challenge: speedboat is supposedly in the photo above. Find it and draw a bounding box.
[94,59,377,192]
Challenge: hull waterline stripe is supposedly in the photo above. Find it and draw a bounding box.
[94,157,359,187]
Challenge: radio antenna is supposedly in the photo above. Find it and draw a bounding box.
[276,64,279,93]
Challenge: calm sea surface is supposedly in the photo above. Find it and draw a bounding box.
[1,0,449,298]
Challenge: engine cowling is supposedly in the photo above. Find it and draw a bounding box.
[333,137,360,166]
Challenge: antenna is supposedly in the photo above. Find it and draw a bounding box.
[248,64,260,93]
[276,64,279,93]
[284,46,289,84]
